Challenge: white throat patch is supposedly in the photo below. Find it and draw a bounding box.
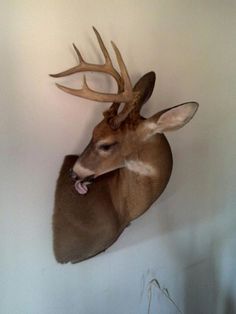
[125,160,156,176]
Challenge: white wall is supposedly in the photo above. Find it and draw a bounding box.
[1,1,236,313]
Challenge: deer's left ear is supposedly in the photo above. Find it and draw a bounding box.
[133,71,156,108]
[143,102,199,136]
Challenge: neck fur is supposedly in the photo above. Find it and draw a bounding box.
[124,159,156,176]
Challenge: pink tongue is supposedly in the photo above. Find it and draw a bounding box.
[75,181,88,195]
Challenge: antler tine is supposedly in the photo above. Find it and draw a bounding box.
[111,41,133,96]
[92,26,112,66]
[50,27,123,90]
[49,43,85,78]
[72,43,85,63]
[55,77,132,103]
[108,42,138,129]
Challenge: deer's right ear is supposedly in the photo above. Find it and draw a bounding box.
[141,102,199,138]
[133,71,156,109]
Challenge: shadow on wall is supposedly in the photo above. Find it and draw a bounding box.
[223,294,236,314]
[182,223,236,314]
[183,256,236,313]
[146,274,236,314]
[133,177,236,314]
[143,228,236,314]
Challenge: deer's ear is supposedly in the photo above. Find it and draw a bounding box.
[133,71,156,107]
[144,102,199,135]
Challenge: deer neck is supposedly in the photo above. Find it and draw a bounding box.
[109,134,173,221]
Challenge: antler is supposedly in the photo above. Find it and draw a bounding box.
[50,27,138,128]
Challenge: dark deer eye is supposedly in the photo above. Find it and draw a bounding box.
[98,142,118,152]
[99,144,112,151]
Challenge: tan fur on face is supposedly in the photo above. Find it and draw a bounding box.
[75,119,142,179]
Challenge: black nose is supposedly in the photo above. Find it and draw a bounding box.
[69,168,79,180]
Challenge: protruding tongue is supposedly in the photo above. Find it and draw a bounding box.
[75,181,89,195]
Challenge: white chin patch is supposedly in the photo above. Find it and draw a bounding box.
[73,163,94,178]
[75,181,89,195]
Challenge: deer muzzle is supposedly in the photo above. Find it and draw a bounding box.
[72,162,95,180]
[70,162,95,195]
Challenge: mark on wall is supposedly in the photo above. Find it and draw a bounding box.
[147,278,183,314]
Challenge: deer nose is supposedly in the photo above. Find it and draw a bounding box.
[69,168,79,180]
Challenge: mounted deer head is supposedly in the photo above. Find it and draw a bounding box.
[51,28,198,263]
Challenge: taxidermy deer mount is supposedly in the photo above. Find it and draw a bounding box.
[50,27,198,264]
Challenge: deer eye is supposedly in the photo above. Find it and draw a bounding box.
[98,142,117,152]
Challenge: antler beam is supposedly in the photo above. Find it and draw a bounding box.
[50,27,142,128]
[50,27,134,103]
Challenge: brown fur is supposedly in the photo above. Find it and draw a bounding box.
[53,133,173,263]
